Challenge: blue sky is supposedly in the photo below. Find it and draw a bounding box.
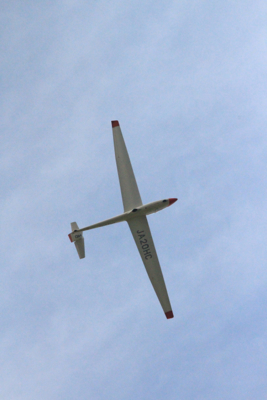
[1,1,267,399]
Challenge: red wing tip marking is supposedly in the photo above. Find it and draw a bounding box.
[165,310,174,319]
[68,233,73,242]
[111,120,119,128]
[168,198,178,206]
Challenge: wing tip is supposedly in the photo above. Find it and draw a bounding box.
[112,120,119,128]
[165,310,174,319]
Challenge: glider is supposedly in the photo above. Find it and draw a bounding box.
[68,121,177,319]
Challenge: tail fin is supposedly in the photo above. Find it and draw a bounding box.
[68,222,85,259]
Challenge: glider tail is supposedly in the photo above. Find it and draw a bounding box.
[68,222,85,259]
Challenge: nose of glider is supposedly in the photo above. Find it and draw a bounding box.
[168,198,178,206]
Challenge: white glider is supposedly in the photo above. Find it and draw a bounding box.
[68,121,177,319]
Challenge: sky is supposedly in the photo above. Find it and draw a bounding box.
[1,1,267,399]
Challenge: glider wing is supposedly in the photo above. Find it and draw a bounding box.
[112,121,142,212]
[127,215,173,319]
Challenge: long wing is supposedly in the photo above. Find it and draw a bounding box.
[128,215,174,319]
[112,121,142,212]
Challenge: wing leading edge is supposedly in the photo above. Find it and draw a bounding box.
[127,215,174,319]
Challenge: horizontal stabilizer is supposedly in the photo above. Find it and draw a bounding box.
[68,222,85,259]
[75,237,85,259]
